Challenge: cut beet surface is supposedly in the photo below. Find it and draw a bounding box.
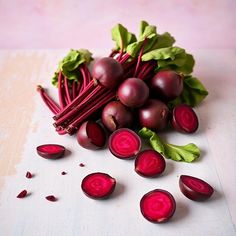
[172,104,198,133]
[109,128,141,159]
[179,175,214,201]
[135,150,166,177]
[140,189,176,223]
[77,121,106,150]
[36,144,65,159]
[81,172,116,199]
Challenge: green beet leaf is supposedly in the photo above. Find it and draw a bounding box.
[51,49,93,86]
[111,24,136,51]
[169,75,208,107]
[138,127,200,163]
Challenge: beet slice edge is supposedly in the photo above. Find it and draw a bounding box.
[179,175,214,201]
[109,128,141,159]
[172,104,198,133]
[135,150,166,177]
[81,172,116,199]
[140,189,176,223]
[37,144,65,159]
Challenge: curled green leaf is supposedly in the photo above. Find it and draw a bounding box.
[169,75,208,107]
[139,127,200,163]
[51,49,93,86]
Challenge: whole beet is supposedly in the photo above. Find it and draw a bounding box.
[102,101,133,132]
[139,99,169,130]
[150,71,183,101]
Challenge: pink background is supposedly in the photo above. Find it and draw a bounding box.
[0,0,236,49]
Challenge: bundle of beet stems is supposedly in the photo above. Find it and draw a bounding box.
[38,21,205,136]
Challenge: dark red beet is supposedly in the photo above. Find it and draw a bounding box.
[102,101,133,131]
[135,150,166,177]
[172,104,199,133]
[140,189,176,223]
[76,121,106,150]
[37,144,65,159]
[109,128,141,159]
[117,78,149,108]
[150,71,183,101]
[17,190,28,198]
[61,171,67,175]
[45,195,57,202]
[81,172,116,199]
[179,175,214,201]
[139,99,170,130]
[92,57,124,89]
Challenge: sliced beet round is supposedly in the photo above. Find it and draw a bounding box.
[172,104,198,133]
[135,150,166,177]
[81,172,116,199]
[109,128,141,159]
[37,144,65,159]
[77,121,106,150]
[179,175,214,201]
[140,189,176,223]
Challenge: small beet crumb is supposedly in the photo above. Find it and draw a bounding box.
[45,195,57,202]
[79,163,85,167]
[61,171,67,175]
[17,190,27,198]
[26,171,33,178]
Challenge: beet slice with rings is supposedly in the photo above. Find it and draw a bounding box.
[140,189,176,223]
[135,150,166,177]
[37,144,65,159]
[109,128,141,159]
[179,175,214,201]
[171,104,199,133]
[81,172,116,199]
[77,121,106,150]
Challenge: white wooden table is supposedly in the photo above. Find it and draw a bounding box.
[0,50,235,236]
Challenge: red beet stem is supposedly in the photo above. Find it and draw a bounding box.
[53,80,95,121]
[82,64,92,86]
[17,190,27,198]
[58,71,66,108]
[137,61,156,80]
[117,42,124,61]
[64,77,72,104]
[72,80,77,100]
[54,84,104,127]
[37,85,60,114]
[109,50,119,58]
[66,89,116,134]
[134,38,147,77]
[119,53,131,64]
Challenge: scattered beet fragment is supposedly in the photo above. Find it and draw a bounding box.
[135,150,166,177]
[172,104,198,133]
[17,190,28,198]
[36,144,65,159]
[179,175,214,201]
[26,171,33,178]
[45,195,57,202]
[109,128,141,159]
[77,121,106,150]
[61,171,67,175]
[81,172,116,199]
[79,163,85,167]
[140,189,176,223]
